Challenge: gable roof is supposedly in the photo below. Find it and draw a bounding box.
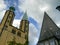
[39,12,60,42]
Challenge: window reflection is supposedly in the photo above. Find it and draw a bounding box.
[49,39,55,45]
[45,41,49,45]
[40,43,44,45]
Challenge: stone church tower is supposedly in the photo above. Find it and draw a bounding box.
[0,7,29,45]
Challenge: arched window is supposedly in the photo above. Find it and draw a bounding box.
[17,31,21,37]
[45,41,49,45]
[39,42,44,45]
[12,30,16,34]
[49,39,55,45]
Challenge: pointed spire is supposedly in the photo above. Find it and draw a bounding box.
[22,11,28,20]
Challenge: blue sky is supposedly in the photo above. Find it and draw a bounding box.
[0,0,60,45]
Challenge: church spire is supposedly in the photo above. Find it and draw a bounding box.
[22,12,28,20]
[19,11,29,32]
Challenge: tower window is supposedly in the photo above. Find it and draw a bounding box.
[25,28,28,32]
[8,16,11,18]
[25,23,29,32]
[17,31,21,37]
[25,35,27,39]
[12,30,16,34]
[7,16,11,23]
[3,25,8,30]
[26,24,28,27]
[56,31,60,35]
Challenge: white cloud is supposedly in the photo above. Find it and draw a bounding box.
[0,0,6,11]
[29,23,40,45]
[19,0,43,24]
[19,0,60,45]
[0,0,7,22]
[19,0,60,25]
[12,19,21,28]
[0,10,6,22]
[39,4,50,12]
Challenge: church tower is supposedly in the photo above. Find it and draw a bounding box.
[19,12,29,33]
[19,12,29,42]
[0,7,29,45]
[0,7,15,36]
